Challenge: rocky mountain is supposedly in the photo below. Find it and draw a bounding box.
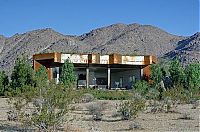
[165,32,200,66]
[0,23,199,73]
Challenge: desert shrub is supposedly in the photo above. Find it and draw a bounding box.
[129,122,143,130]
[149,100,164,113]
[145,88,160,100]
[162,97,173,112]
[133,80,149,96]
[0,71,9,96]
[184,63,200,91]
[162,85,190,104]
[7,81,77,131]
[178,113,193,120]
[191,100,199,109]
[7,110,18,121]
[169,58,185,86]
[35,65,48,87]
[118,93,145,120]
[111,111,121,118]
[81,93,95,103]
[77,89,132,100]
[150,63,165,85]
[86,102,107,121]
[149,97,178,113]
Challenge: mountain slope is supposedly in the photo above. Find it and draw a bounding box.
[86,24,183,56]
[0,23,198,73]
[0,35,6,53]
[165,32,200,65]
[0,28,70,72]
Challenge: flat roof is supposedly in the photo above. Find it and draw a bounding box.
[33,52,157,66]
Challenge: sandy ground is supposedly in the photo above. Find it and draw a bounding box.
[0,98,199,131]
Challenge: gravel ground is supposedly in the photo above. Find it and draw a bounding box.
[0,98,199,131]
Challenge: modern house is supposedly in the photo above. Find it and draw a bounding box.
[33,53,156,89]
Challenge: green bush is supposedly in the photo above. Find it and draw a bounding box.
[0,71,9,96]
[94,90,130,100]
[59,59,76,88]
[10,56,35,92]
[145,88,160,100]
[132,80,149,96]
[7,81,78,131]
[162,85,190,104]
[77,89,133,100]
[86,102,107,121]
[118,94,145,120]
[184,63,200,90]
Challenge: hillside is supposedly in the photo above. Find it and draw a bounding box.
[165,32,200,66]
[0,23,199,73]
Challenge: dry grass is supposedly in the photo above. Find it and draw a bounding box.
[0,98,199,131]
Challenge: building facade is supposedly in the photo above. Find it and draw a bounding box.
[33,53,156,89]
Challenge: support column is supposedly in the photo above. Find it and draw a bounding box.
[86,67,89,88]
[56,67,59,84]
[107,67,111,89]
[47,68,53,80]
[140,68,144,80]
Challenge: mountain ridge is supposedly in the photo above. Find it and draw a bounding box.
[0,23,199,73]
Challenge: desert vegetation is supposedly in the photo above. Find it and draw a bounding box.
[0,56,199,131]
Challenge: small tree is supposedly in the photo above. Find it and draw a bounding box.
[0,71,9,96]
[184,63,200,94]
[59,59,76,88]
[150,64,163,85]
[169,58,185,86]
[35,66,48,87]
[10,56,35,92]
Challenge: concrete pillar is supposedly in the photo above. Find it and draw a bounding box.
[86,67,89,88]
[107,67,111,89]
[56,67,59,84]
[140,68,144,80]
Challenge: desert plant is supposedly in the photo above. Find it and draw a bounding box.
[59,59,76,88]
[35,65,48,87]
[184,63,200,98]
[129,122,143,130]
[162,85,190,104]
[178,113,193,120]
[185,63,200,89]
[149,100,164,113]
[118,93,145,120]
[150,63,164,85]
[10,56,35,94]
[81,93,95,103]
[0,71,9,96]
[7,81,77,131]
[86,102,107,121]
[79,89,132,100]
[162,97,173,112]
[169,58,185,86]
[191,100,199,109]
[145,88,160,100]
[133,80,149,96]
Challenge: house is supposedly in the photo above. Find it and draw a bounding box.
[33,53,157,89]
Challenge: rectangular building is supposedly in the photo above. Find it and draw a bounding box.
[33,53,156,89]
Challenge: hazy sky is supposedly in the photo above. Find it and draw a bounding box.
[0,0,199,37]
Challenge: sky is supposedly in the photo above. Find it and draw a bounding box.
[0,0,199,37]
